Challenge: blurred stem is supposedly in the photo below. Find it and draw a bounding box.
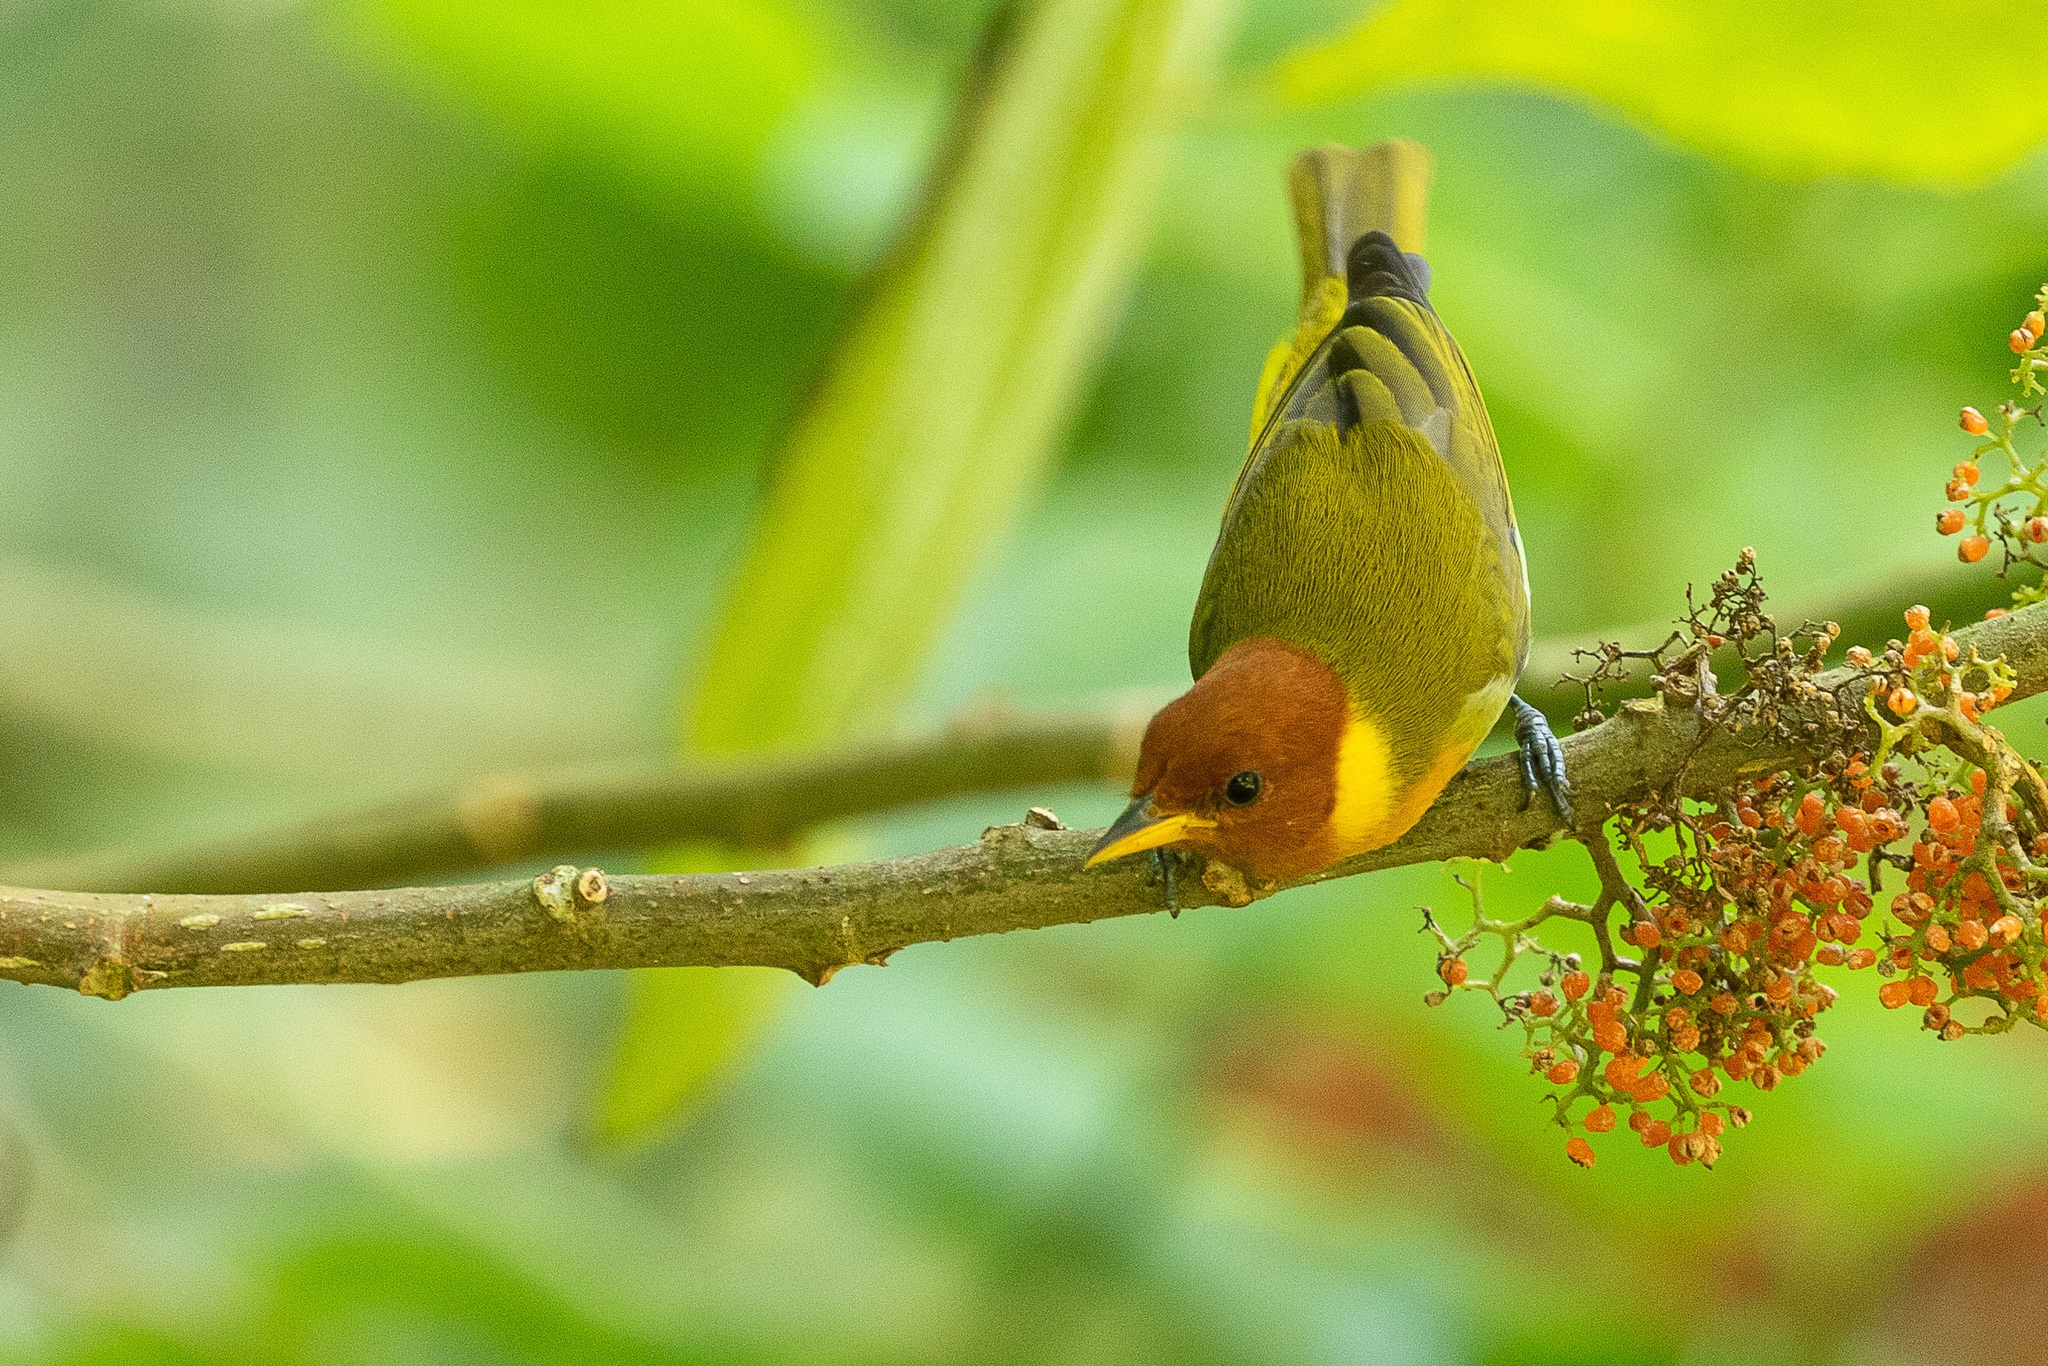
[0,701,1158,895]
[9,603,2048,1000]
[5,568,2012,898]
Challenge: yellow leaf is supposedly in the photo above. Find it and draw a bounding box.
[1275,0,2048,186]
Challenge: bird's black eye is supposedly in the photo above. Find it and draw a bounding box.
[1224,770,1263,806]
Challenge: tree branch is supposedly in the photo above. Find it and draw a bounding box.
[7,602,2046,1000]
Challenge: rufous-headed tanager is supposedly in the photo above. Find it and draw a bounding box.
[1088,139,1571,886]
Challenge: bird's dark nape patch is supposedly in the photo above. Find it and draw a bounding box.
[1345,231,1429,306]
[1326,331,1365,428]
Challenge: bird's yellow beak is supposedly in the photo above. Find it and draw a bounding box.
[1085,795,1215,867]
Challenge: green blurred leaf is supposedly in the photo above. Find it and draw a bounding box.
[1272,0,2048,185]
[342,0,820,205]
[593,965,795,1148]
[688,0,1241,753]
[598,0,1241,1146]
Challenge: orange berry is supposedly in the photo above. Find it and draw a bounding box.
[1631,922,1662,950]
[1633,1071,1670,1103]
[2030,518,2048,545]
[1879,979,1912,1008]
[1888,687,1918,716]
[1796,790,1825,835]
[1988,608,2009,619]
[1566,1136,1596,1167]
[1530,989,1559,1018]
[1907,975,1938,1006]
[1905,605,1932,631]
[1925,922,1952,953]
[1960,407,1989,436]
[1946,478,1972,502]
[1673,968,1703,995]
[1604,1055,1643,1088]
[1954,461,1981,486]
[1937,508,1966,535]
[2013,329,2033,354]
[1991,914,2023,946]
[1971,769,1987,796]
[1816,944,1845,966]
[1957,919,1989,951]
[1440,957,1468,986]
[1584,1105,1616,1133]
[1847,645,1874,666]
[1959,694,1981,722]
[1594,1019,1628,1053]
[1927,796,1960,832]
[1700,1111,1725,1137]
[1561,970,1590,1002]
[1961,534,1991,563]
[2027,310,2046,341]
[1691,1068,1721,1097]
[1846,948,1878,970]
[1547,1059,1580,1085]
[1711,992,1738,1016]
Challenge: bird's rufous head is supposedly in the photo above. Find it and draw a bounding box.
[1087,637,1351,884]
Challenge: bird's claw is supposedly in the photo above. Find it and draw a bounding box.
[1152,846,1180,918]
[1511,695,1575,826]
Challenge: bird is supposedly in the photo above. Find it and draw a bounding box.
[1086,138,1571,889]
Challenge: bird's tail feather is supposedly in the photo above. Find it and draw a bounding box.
[1288,140,1431,310]
[1247,140,1433,446]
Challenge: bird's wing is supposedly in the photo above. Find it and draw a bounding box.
[1228,233,1518,557]
[1190,233,1529,759]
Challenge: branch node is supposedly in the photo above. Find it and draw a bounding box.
[533,865,580,922]
[1200,859,1256,908]
[78,956,144,1001]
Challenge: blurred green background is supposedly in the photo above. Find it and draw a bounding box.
[2,0,2048,1362]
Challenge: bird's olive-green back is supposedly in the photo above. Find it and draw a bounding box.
[1190,144,1528,787]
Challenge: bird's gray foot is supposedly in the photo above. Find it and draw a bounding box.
[1511,695,1575,825]
[1152,847,1180,918]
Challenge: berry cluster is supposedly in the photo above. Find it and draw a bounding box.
[1936,288,2048,594]
[1424,562,1857,1169]
[1420,289,2048,1168]
[1431,603,2040,1170]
